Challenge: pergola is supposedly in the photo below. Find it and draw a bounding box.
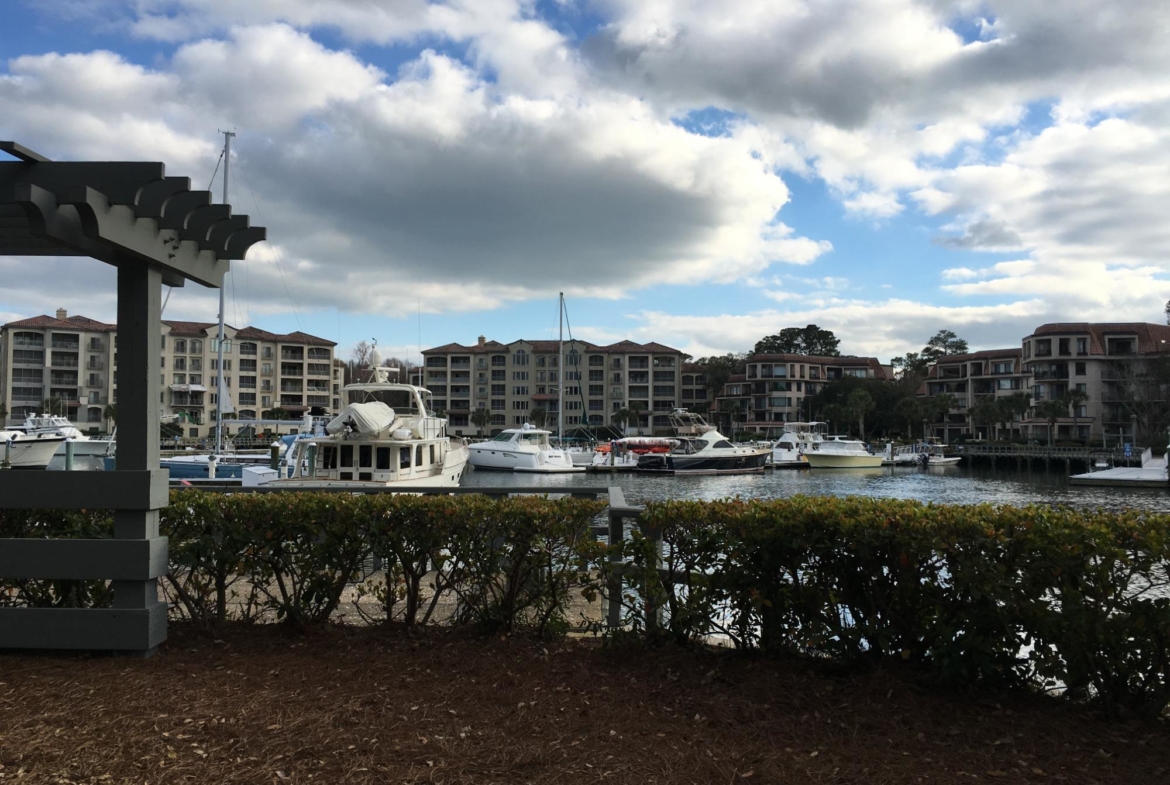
[0,141,265,652]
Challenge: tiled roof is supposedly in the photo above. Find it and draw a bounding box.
[163,320,217,336]
[1027,323,1170,356]
[5,314,116,332]
[930,348,1022,363]
[748,353,892,380]
[232,327,336,346]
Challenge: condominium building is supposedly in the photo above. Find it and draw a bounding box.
[713,354,892,438]
[0,309,338,438]
[920,349,1031,441]
[420,336,688,436]
[1021,322,1170,443]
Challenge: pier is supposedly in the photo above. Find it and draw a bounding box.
[954,443,1131,473]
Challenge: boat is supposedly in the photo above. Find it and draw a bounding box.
[0,429,68,469]
[468,424,583,473]
[881,441,962,467]
[15,413,115,458]
[589,436,676,470]
[635,429,771,474]
[802,436,884,468]
[273,359,470,489]
[768,421,825,468]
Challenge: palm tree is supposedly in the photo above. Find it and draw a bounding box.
[1065,390,1089,443]
[41,398,65,416]
[629,400,646,436]
[1035,398,1069,446]
[530,407,548,429]
[968,397,998,440]
[611,407,631,435]
[470,407,492,438]
[725,401,742,440]
[894,397,923,440]
[846,389,875,440]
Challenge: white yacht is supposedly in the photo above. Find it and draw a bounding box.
[881,441,962,467]
[468,424,583,473]
[802,436,883,468]
[0,429,68,469]
[16,414,115,458]
[273,363,469,489]
[768,421,826,468]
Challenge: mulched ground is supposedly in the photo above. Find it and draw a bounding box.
[0,625,1166,784]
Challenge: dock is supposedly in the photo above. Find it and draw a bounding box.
[1069,446,1168,489]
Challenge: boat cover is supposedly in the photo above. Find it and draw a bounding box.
[325,402,396,435]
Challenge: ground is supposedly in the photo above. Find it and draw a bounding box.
[0,625,1166,784]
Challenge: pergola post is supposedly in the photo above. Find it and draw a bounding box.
[0,141,265,653]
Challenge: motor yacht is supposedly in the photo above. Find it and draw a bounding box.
[0,429,67,469]
[768,421,826,468]
[802,436,884,468]
[468,424,583,473]
[16,413,115,458]
[635,429,771,474]
[274,363,469,489]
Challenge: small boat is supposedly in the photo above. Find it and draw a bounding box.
[635,429,771,475]
[768,422,825,468]
[881,441,962,467]
[590,437,676,470]
[803,436,884,468]
[0,430,68,469]
[15,413,115,458]
[274,360,469,489]
[469,424,583,473]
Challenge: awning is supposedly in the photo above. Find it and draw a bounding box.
[169,384,208,392]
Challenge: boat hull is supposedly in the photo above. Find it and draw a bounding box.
[636,451,771,475]
[468,445,582,473]
[3,436,67,469]
[274,446,469,489]
[804,453,884,468]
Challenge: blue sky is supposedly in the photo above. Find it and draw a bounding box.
[2,0,1169,364]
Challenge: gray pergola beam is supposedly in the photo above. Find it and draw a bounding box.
[0,470,168,509]
[0,538,168,580]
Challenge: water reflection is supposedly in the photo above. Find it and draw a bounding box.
[461,464,1170,513]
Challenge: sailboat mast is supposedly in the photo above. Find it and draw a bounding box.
[214,130,234,457]
[557,292,564,443]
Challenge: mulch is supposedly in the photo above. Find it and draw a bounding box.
[0,624,1165,784]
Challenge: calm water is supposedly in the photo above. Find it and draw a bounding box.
[461,464,1170,513]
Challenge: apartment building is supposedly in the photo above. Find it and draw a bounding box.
[0,309,338,438]
[420,336,688,436]
[919,349,1031,441]
[680,362,712,413]
[1021,323,1170,443]
[713,354,892,438]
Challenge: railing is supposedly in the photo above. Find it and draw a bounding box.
[12,338,43,348]
[280,351,304,361]
[50,341,79,350]
[49,357,78,368]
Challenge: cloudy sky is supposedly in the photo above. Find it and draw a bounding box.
[2,0,1169,363]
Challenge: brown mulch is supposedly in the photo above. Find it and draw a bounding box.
[0,625,1166,784]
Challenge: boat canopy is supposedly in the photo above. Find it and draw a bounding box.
[326,402,396,435]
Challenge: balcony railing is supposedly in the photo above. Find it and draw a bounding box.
[13,338,43,348]
[50,341,79,350]
[49,356,78,368]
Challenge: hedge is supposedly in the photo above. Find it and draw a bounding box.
[0,491,1167,716]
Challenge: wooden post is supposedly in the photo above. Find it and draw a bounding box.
[606,487,625,631]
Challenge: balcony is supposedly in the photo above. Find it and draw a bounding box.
[280,395,304,407]
[306,395,330,407]
[86,358,105,370]
[307,348,331,361]
[239,345,257,356]
[49,355,78,368]
[49,374,78,386]
[87,341,105,353]
[50,340,79,350]
[280,382,304,393]
[281,349,304,361]
[13,337,43,348]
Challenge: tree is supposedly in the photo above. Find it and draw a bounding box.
[41,398,66,416]
[995,393,1031,440]
[344,340,374,385]
[0,402,7,424]
[628,400,646,436]
[470,407,492,437]
[102,403,117,425]
[694,353,747,401]
[894,397,925,439]
[922,393,959,440]
[1165,299,1170,325]
[1034,398,1069,446]
[530,407,549,429]
[724,401,742,439]
[753,325,841,357]
[1065,390,1089,443]
[1105,356,1170,445]
[846,388,875,439]
[892,330,970,380]
[611,408,631,434]
[968,397,999,439]
[265,407,291,421]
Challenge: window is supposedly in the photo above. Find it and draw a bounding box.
[211,338,232,353]
[1058,338,1070,355]
[511,400,529,410]
[173,339,187,354]
[491,355,506,367]
[377,447,391,470]
[512,371,528,380]
[513,386,528,395]
[212,359,231,371]
[1076,338,1088,355]
[340,445,353,468]
[589,355,604,366]
[359,445,372,468]
[415,445,425,466]
[173,374,186,385]
[400,447,412,469]
[588,370,603,381]
[513,349,528,366]
[190,358,203,371]
[1075,362,1086,376]
[173,357,187,371]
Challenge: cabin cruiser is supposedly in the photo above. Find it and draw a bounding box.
[468,424,583,473]
[635,429,771,475]
[591,437,676,469]
[15,413,115,458]
[802,436,883,468]
[880,441,962,467]
[0,429,67,469]
[768,422,826,468]
[274,365,469,488]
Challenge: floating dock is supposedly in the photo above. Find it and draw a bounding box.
[1069,465,1168,489]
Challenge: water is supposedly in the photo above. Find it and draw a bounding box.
[461,464,1170,512]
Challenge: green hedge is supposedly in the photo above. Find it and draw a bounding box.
[598,496,1170,717]
[1,491,1168,716]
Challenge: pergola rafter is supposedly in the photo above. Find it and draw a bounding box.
[0,141,266,653]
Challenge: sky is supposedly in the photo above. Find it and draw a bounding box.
[2,0,1169,365]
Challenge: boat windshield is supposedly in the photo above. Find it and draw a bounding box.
[490,432,515,442]
[520,433,548,446]
[712,440,733,449]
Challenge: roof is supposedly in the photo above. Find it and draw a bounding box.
[924,348,1025,379]
[2,313,335,346]
[4,314,116,332]
[163,320,216,336]
[1026,323,1170,356]
[423,338,683,355]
